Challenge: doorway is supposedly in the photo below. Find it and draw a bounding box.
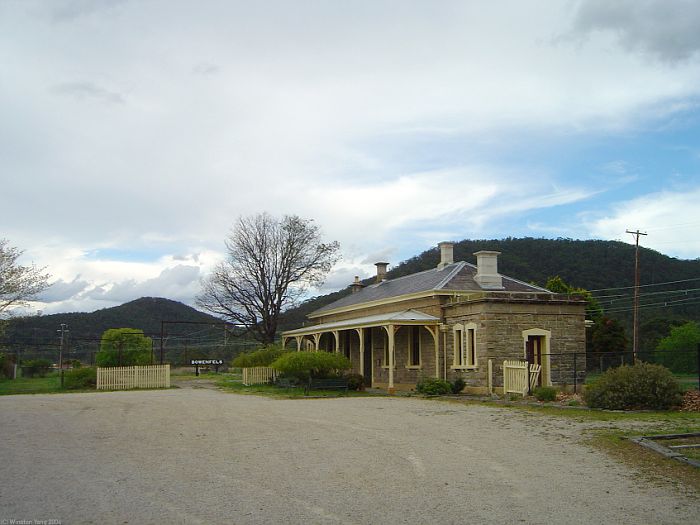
[522,328,551,386]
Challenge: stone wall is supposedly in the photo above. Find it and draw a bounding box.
[443,299,586,390]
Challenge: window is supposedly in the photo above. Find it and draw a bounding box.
[453,323,477,368]
[466,327,477,367]
[453,324,463,367]
[407,326,421,367]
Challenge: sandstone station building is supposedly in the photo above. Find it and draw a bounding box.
[282,242,586,393]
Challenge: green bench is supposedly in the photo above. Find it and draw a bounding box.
[275,377,349,394]
[306,377,349,395]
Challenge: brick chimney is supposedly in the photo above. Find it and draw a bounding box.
[375,262,388,283]
[473,251,504,289]
[351,276,364,293]
[437,241,454,270]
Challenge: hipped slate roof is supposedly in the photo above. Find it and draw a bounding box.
[311,261,551,316]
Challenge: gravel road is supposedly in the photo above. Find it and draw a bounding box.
[0,388,697,524]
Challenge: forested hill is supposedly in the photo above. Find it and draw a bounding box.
[279,238,700,332]
[2,297,221,345]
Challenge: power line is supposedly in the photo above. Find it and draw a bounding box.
[589,277,700,293]
[603,294,700,313]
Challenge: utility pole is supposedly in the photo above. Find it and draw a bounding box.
[626,229,647,363]
[57,323,69,388]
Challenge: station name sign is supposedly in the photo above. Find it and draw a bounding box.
[190,359,224,366]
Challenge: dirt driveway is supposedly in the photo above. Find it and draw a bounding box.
[0,388,697,524]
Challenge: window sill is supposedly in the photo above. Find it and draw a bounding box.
[451,365,478,371]
[405,365,422,370]
[380,366,397,369]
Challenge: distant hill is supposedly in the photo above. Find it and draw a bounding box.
[278,238,700,351]
[2,297,223,345]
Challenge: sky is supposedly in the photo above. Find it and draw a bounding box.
[2,0,700,315]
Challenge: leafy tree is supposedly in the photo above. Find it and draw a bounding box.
[96,328,152,367]
[655,321,700,374]
[591,317,628,355]
[545,275,603,321]
[231,344,289,368]
[197,213,340,344]
[0,238,50,317]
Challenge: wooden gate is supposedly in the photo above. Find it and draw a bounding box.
[242,366,278,386]
[503,360,541,396]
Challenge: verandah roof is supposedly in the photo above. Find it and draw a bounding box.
[282,309,439,338]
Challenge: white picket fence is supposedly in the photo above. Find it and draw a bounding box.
[503,360,541,396]
[97,364,170,390]
[242,366,278,386]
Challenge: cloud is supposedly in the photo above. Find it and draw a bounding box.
[569,0,700,63]
[48,0,126,22]
[2,0,699,314]
[86,264,202,303]
[51,81,125,104]
[192,62,220,75]
[588,186,700,258]
[39,276,90,302]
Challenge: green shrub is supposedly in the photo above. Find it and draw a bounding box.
[451,378,466,394]
[232,345,290,368]
[583,362,682,410]
[345,373,365,391]
[22,358,52,378]
[416,378,452,396]
[533,386,557,402]
[63,367,97,390]
[271,351,351,382]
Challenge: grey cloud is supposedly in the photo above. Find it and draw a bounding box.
[86,265,202,304]
[192,62,220,75]
[39,276,90,302]
[49,0,126,22]
[570,0,700,63]
[52,81,125,105]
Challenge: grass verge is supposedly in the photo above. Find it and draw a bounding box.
[0,375,63,395]
[0,374,100,395]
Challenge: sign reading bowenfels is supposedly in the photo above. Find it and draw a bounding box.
[190,359,224,366]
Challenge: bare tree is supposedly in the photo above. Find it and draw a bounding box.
[197,213,340,343]
[0,239,50,316]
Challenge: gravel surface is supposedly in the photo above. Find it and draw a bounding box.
[1,388,697,524]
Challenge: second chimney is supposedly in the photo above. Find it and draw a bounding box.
[351,276,364,293]
[375,262,389,283]
[473,250,504,289]
[437,241,454,270]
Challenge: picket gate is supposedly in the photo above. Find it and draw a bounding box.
[503,360,541,396]
[242,367,278,386]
